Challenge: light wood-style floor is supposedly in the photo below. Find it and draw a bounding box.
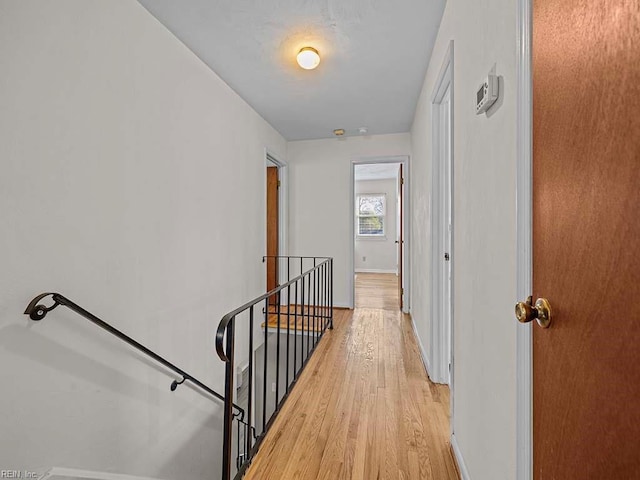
[355,272,400,310]
[264,305,329,332]
[244,275,458,480]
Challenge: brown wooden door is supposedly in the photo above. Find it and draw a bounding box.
[397,164,404,309]
[266,166,279,302]
[532,0,640,477]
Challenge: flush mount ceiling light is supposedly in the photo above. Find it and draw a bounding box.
[296,47,320,70]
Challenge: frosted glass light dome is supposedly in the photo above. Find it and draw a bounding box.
[296,47,320,70]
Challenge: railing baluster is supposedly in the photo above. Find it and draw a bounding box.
[263,298,268,432]
[322,262,329,330]
[222,316,236,480]
[276,293,281,410]
[330,259,334,329]
[311,270,314,347]
[248,306,254,456]
[294,280,298,378]
[304,272,311,362]
[320,261,323,336]
[321,265,324,336]
[320,262,327,337]
[313,260,320,348]
[319,263,323,335]
[326,262,330,329]
[313,258,317,347]
[302,273,306,361]
[327,262,330,329]
[311,269,315,348]
[325,262,328,330]
[237,415,241,469]
[286,258,291,390]
[316,263,319,344]
[302,272,306,364]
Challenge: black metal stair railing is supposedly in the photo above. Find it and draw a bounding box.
[216,256,334,480]
[23,292,244,417]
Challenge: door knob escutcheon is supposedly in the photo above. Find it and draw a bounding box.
[515,296,552,328]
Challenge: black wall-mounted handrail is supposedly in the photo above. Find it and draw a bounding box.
[24,292,244,418]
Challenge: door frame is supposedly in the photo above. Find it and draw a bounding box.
[349,155,410,313]
[516,0,533,478]
[266,149,288,284]
[430,41,454,386]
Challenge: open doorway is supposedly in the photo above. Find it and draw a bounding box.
[265,152,287,300]
[266,162,279,300]
[353,162,404,310]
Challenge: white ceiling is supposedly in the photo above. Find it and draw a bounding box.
[355,163,400,181]
[137,0,446,141]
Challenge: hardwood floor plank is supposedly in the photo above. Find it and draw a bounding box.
[243,276,457,480]
[354,273,400,310]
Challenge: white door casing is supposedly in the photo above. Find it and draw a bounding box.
[349,155,411,312]
[516,0,533,478]
[430,41,454,386]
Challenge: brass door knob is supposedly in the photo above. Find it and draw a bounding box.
[515,296,552,328]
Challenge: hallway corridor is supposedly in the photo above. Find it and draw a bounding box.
[244,277,458,479]
[354,272,400,310]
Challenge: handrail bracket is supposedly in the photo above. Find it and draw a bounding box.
[24,292,61,321]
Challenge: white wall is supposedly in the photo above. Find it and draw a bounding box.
[0,1,286,478]
[410,0,518,478]
[287,134,411,308]
[355,178,398,273]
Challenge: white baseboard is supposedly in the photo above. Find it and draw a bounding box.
[41,468,166,480]
[333,302,352,309]
[451,434,471,480]
[409,314,433,378]
[355,268,397,274]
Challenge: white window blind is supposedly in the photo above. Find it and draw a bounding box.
[357,194,386,236]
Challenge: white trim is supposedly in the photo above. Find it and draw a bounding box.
[451,434,471,480]
[431,41,454,103]
[355,268,397,274]
[349,155,410,313]
[430,41,454,387]
[516,0,533,478]
[410,313,433,378]
[355,235,388,241]
[333,302,352,309]
[41,468,166,480]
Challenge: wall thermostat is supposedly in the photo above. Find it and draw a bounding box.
[476,74,499,114]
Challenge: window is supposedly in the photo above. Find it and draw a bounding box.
[357,194,386,236]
